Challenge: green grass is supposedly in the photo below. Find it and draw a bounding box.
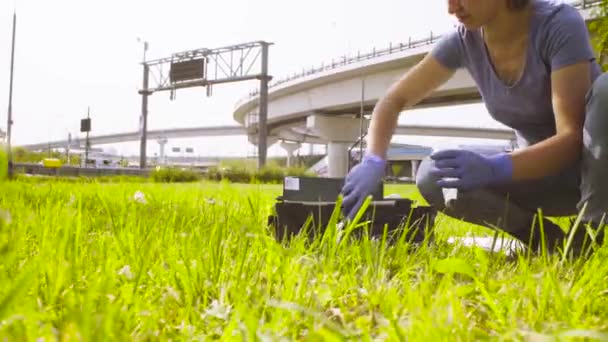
[1,179,608,340]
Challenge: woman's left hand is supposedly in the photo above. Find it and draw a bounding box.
[429,149,513,191]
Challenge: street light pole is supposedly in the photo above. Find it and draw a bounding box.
[6,11,17,179]
[138,39,150,169]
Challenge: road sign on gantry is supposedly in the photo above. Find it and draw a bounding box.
[170,59,206,84]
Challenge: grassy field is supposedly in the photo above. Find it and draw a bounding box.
[1,179,608,340]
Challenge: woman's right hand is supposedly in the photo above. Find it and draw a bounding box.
[340,154,386,219]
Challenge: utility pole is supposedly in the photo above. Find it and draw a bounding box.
[139,40,150,170]
[139,63,150,169]
[258,42,270,168]
[67,133,71,165]
[6,11,17,179]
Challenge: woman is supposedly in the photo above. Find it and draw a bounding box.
[341,0,607,254]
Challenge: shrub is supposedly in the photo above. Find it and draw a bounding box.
[205,165,316,184]
[0,146,7,181]
[151,167,201,183]
[254,165,285,184]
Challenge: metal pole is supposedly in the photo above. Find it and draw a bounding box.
[359,79,365,162]
[84,107,90,167]
[139,62,150,169]
[6,12,16,179]
[258,42,270,169]
[67,133,71,165]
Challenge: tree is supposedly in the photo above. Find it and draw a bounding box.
[588,1,608,71]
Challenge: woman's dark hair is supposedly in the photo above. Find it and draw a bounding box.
[508,0,530,10]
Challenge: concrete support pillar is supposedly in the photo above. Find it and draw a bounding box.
[248,135,278,159]
[411,159,419,179]
[157,137,168,165]
[306,114,369,178]
[327,142,350,178]
[280,141,301,168]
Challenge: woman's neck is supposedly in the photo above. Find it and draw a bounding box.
[482,6,532,44]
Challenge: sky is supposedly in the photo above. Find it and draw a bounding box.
[0,0,511,158]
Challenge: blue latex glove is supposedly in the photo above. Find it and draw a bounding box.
[430,149,513,191]
[341,154,386,219]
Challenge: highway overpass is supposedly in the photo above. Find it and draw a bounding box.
[18,125,247,151]
[233,0,601,177]
[17,124,515,151]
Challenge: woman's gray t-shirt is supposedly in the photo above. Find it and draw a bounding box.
[431,0,602,147]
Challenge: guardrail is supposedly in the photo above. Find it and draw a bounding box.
[246,0,602,98]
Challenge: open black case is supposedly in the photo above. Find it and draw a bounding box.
[268,176,438,244]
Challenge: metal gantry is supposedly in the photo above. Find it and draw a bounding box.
[139,41,272,169]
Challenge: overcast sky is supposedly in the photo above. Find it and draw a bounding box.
[0,0,510,157]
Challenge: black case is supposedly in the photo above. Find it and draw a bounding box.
[268,176,437,244]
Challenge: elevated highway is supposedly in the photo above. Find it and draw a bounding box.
[18,124,515,151]
[18,125,247,151]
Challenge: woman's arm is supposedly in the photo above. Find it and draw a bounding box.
[510,62,591,180]
[366,54,457,159]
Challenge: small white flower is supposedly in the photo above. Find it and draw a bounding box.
[117,265,134,280]
[205,300,231,320]
[133,191,147,204]
[166,286,180,302]
[205,198,216,205]
[327,307,342,318]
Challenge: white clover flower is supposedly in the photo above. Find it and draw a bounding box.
[117,265,134,280]
[205,300,231,320]
[166,286,180,302]
[133,191,147,204]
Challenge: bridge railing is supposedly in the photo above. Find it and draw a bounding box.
[245,0,601,99]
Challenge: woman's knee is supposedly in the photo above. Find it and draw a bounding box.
[415,157,445,208]
[587,73,608,121]
[584,72,608,152]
